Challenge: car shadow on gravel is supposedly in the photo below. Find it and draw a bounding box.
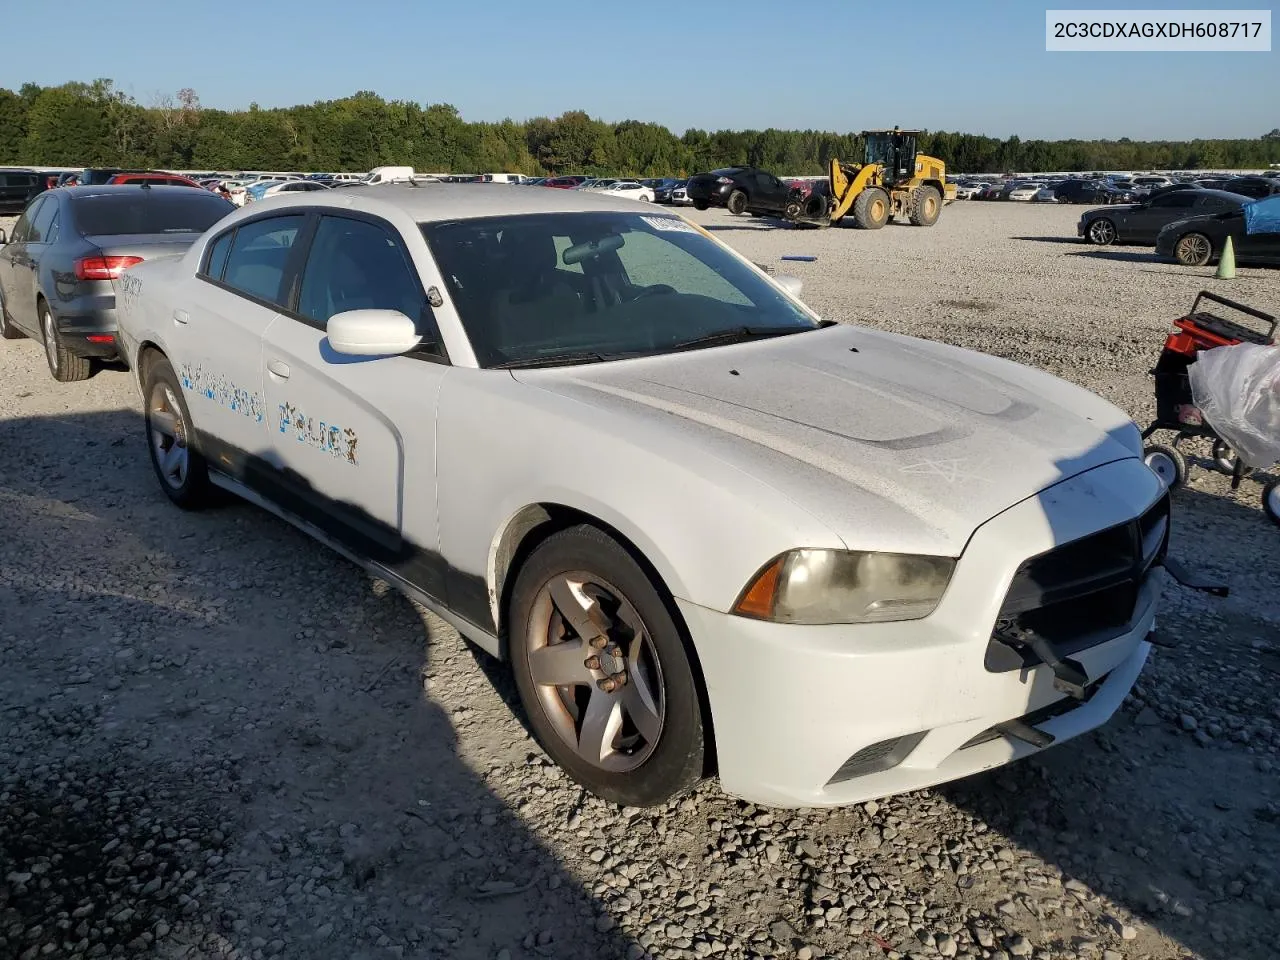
[0,408,644,960]
[1067,250,1164,265]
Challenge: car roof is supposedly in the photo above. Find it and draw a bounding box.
[55,185,226,200]
[235,182,671,222]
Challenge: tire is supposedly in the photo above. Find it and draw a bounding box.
[1173,232,1213,267]
[1144,443,1186,491]
[852,187,890,229]
[639,194,651,202]
[693,201,709,211]
[1211,438,1251,477]
[1263,479,1280,528]
[0,286,23,339]
[508,524,705,807]
[1087,218,1117,246]
[726,190,748,215]
[40,301,91,382]
[908,185,941,226]
[143,355,212,509]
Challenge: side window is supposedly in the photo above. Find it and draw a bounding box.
[297,215,437,340]
[9,200,39,242]
[28,198,56,243]
[220,215,304,304]
[202,230,234,281]
[45,210,60,244]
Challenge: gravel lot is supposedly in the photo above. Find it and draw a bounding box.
[1,201,1278,960]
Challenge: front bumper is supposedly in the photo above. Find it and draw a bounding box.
[681,457,1164,808]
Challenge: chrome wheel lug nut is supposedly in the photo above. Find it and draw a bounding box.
[598,678,618,693]
[590,637,608,650]
[584,656,601,670]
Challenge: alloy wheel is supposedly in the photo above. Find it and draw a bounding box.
[149,381,191,490]
[525,572,665,773]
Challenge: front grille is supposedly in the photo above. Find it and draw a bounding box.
[985,493,1169,673]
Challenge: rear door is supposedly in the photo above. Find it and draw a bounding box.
[0,200,35,329]
[259,211,452,597]
[175,213,305,476]
[9,196,55,325]
[1132,192,1199,242]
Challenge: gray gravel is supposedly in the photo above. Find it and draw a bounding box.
[1,203,1278,960]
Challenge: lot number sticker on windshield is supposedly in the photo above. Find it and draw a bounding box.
[642,216,698,234]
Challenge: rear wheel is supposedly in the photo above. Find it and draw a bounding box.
[726,190,748,215]
[1087,218,1117,245]
[852,187,890,229]
[1173,232,1213,266]
[144,355,212,509]
[908,186,941,226]
[1144,443,1186,490]
[508,525,705,807]
[693,201,708,211]
[41,301,91,382]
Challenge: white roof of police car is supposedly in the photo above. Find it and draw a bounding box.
[238,182,662,223]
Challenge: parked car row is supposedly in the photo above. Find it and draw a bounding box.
[1073,186,1280,268]
[953,171,1280,207]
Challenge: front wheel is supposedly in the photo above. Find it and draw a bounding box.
[508,525,705,807]
[144,355,212,509]
[852,187,890,229]
[1087,218,1117,245]
[1173,232,1213,267]
[1144,443,1187,490]
[0,287,23,339]
[693,200,709,211]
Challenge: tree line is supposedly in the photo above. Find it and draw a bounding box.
[1,80,1277,177]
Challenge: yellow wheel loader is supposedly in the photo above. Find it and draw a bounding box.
[784,128,956,229]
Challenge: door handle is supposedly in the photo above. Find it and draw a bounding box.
[173,309,189,324]
[267,359,291,380]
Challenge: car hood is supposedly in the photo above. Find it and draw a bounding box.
[513,325,1140,556]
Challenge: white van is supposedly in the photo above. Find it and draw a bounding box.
[362,166,416,185]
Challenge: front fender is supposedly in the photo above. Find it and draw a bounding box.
[435,370,843,627]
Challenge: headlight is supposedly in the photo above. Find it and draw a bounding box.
[733,549,956,625]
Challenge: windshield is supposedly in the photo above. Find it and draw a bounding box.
[71,192,234,235]
[422,211,820,368]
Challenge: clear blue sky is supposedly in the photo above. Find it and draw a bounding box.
[2,0,1275,139]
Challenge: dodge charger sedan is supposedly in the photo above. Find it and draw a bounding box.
[1078,189,1249,246]
[115,185,1169,808]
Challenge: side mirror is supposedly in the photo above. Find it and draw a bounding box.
[0,228,6,245]
[776,275,803,298]
[326,309,421,357]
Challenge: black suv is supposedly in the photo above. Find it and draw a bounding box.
[0,169,46,214]
[685,167,793,216]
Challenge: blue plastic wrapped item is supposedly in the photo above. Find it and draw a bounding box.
[1244,194,1280,235]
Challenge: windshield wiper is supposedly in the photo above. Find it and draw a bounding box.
[493,350,612,369]
[671,325,811,352]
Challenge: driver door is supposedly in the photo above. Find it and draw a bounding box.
[260,211,452,598]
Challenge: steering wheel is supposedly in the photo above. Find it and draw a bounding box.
[628,284,677,301]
